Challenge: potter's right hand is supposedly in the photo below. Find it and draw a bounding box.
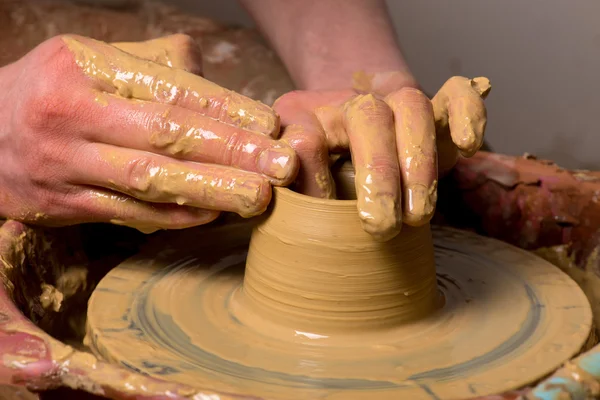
[274,76,489,241]
[0,34,298,232]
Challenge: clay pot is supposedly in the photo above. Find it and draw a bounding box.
[242,187,440,334]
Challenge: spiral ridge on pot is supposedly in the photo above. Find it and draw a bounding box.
[241,187,441,333]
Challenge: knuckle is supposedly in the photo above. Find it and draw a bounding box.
[22,140,72,187]
[35,35,80,83]
[18,36,82,132]
[298,133,328,157]
[22,150,46,185]
[154,79,184,104]
[32,190,62,217]
[272,90,305,113]
[284,126,327,158]
[387,87,431,109]
[213,91,229,120]
[223,130,245,166]
[344,94,392,121]
[28,180,77,219]
[170,33,200,56]
[168,33,195,47]
[440,76,475,98]
[19,91,72,133]
[170,34,203,75]
[124,157,156,194]
[444,76,468,89]
[147,109,187,153]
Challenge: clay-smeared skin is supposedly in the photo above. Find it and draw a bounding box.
[96,146,271,219]
[62,36,283,136]
[385,88,438,225]
[63,36,298,194]
[342,95,402,240]
[86,213,592,400]
[432,77,491,175]
[274,73,490,241]
[0,33,299,232]
[112,35,204,76]
[72,35,282,223]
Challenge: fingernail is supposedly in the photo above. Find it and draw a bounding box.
[225,93,280,137]
[358,193,402,242]
[405,183,437,225]
[258,147,297,182]
[235,178,271,218]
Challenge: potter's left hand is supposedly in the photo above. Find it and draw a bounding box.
[274,73,490,241]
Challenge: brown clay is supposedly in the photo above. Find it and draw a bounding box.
[62,35,281,136]
[86,188,592,400]
[242,187,440,332]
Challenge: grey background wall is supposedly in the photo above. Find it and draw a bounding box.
[166,0,600,170]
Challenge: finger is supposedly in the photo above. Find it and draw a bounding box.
[73,143,273,218]
[112,34,203,76]
[85,94,298,185]
[70,189,219,233]
[431,76,490,157]
[313,105,350,152]
[273,89,355,146]
[342,94,402,241]
[281,124,335,199]
[385,88,437,226]
[62,35,280,136]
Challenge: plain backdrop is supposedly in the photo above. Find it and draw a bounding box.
[165,0,600,170]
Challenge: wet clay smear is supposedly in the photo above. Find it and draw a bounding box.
[86,191,591,400]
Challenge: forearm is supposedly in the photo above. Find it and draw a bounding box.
[239,0,416,90]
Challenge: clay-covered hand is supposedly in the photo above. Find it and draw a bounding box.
[0,34,298,232]
[274,72,490,241]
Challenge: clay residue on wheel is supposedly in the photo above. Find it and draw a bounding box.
[87,195,592,400]
[1,223,145,346]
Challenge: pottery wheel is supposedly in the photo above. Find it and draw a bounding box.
[86,225,592,400]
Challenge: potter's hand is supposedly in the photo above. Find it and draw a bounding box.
[274,73,490,240]
[0,34,298,232]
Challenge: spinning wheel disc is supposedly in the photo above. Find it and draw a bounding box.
[86,226,592,400]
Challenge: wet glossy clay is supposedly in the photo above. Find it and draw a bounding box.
[242,187,440,333]
[86,188,593,400]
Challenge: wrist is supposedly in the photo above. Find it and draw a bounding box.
[299,59,416,92]
[243,0,416,91]
[289,32,415,91]
[352,70,420,97]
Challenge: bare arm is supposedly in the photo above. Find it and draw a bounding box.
[238,0,416,90]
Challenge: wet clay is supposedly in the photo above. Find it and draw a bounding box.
[342,94,402,241]
[98,147,270,218]
[86,188,592,400]
[62,36,280,135]
[242,188,439,332]
[112,35,203,74]
[311,74,491,240]
[60,35,299,227]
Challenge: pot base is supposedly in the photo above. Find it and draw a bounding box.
[86,225,592,400]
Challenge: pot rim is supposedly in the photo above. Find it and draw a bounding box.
[274,186,358,207]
